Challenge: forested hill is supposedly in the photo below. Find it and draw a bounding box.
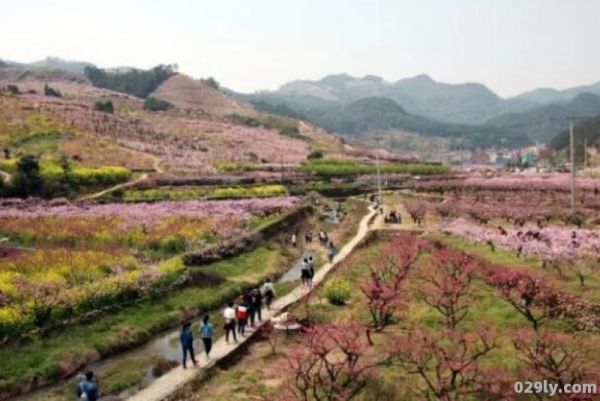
[247,95,532,149]
[550,115,600,162]
[485,93,600,144]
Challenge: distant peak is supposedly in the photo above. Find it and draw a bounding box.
[362,74,384,82]
[411,74,434,82]
[319,73,353,84]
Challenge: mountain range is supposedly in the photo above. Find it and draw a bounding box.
[3,57,600,153]
[255,73,600,125]
[242,73,600,150]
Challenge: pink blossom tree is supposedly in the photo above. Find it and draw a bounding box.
[512,328,597,400]
[281,322,394,401]
[417,249,478,329]
[360,235,428,342]
[396,328,498,401]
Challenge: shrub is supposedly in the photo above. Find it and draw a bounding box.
[229,113,261,127]
[12,154,43,197]
[143,97,172,111]
[324,278,352,306]
[202,77,220,90]
[307,150,324,159]
[279,125,307,140]
[6,85,20,95]
[43,83,62,98]
[215,162,258,173]
[94,100,114,113]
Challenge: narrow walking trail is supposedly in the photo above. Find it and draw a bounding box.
[80,173,149,201]
[126,203,377,401]
[80,152,163,201]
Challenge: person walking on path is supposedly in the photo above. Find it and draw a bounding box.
[300,258,310,286]
[76,371,98,401]
[304,231,312,244]
[223,302,237,343]
[252,287,263,323]
[291,231,298,247]
[236,301,248,336]
[318,230,326,246]
[327,241,337,263]
[308,255,315,286]
[261,278,276,310]
[179,322,198,369]
[199,315,214,359]
[244,289,256,328]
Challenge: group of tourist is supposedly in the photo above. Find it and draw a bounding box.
[76,222,339,397]
[292,229,337,263]
[384,210,401,224]
[292,228,330,247]
[177,278,277,370]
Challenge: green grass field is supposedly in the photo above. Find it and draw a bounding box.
[298,158,450,177]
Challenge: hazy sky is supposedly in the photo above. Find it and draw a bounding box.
[1,0,599,96]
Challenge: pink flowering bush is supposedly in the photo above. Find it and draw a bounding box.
[445,218,600,264]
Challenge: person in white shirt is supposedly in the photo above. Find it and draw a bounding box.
[223,302,237,343]
[261,279,276,310]
[291,232,297,247]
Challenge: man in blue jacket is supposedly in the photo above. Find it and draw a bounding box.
[76,371,98,401]
[180,321,198,368]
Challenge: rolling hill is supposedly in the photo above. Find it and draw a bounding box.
[0,62,345,178]
[512,81,600,105]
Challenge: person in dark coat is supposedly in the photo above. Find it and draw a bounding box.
[252,287,263,323]
[179,322,197,368]
[327,241,336,263]
[308,255,315,286]
[300,258,310,286]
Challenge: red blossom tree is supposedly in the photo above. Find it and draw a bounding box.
[396,328,499,401]
[485,267,560,331]
[280,322,394,401]
[417,249,478,329]
[360,235,428,342]
[512,328,598,400]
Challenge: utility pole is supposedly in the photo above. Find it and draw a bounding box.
[281,155,284,186]
[584,137,588,170]
[374,136,382,206]
[570,119,575,209]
